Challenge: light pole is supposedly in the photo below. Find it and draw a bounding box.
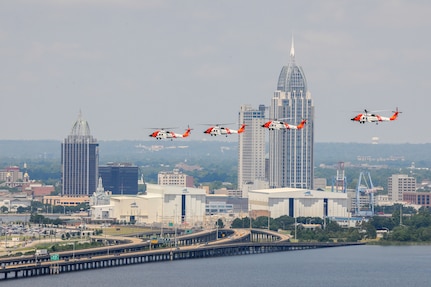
[267,207,271,230]
[216,218,218,240]
[66,242,75,260]
[400,204,403,226]
[4,230,7,250]
[174,204,178,249]
[103,226,109,255]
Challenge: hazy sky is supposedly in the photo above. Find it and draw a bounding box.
[1,1,430,143]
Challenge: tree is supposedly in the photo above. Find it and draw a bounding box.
[390,226,411,241]
[369,216,396,230]
[361,221,377,239]
[273,215,295,230]
[417,227,431,241]
[231,217,251,228]
[253,216,270,229]
[346,229,361,242]
[0,206,8,213]
[326,221,342,233]
[17,206,30,213]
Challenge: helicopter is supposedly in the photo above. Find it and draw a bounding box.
[203,124,246,137]
[351,108,401,124]
[261,119,307,130]
[149,127,192,140]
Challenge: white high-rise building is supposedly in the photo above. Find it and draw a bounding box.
[269,39,314,189]
[237,104,266,194]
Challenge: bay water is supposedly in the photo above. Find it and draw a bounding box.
[2,245,430,287]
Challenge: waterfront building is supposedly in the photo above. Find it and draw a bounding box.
[269,39,314,189]
[99,184,206,226]
[237,104,267,194]
[248,188,348,219]
[99,162,138,195]
[388,174,416,202]
[61,113,99,196]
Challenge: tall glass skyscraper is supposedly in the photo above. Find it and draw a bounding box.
[237,104,266,192]
[61,113,99,196]
[269,39,314,189]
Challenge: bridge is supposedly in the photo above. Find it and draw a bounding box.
[0,228,364,280]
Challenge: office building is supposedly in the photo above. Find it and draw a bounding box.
[388,174,416,202]
[158,169,194,188]
[99,162,138,195]
[403,192,431,207]
[237,104,266,193]
[61,112,99,196]
[269,39,314,189]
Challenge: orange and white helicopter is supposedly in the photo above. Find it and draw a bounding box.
[351,108,401,124]
[149,127,192,140]
[261,119,307,131]
[203,124,246,137]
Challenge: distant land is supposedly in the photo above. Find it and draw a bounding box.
[0,140,431,167]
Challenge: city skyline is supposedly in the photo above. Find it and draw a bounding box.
[1,1,430,143]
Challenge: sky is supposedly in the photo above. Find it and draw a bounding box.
[1,0,430,144]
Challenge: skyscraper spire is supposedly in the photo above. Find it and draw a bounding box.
[290,35,295,65]
[70,111,92,138]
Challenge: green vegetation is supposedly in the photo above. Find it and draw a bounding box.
[231,206,431,244]
[30,214,64,225]
[49,241,103,253]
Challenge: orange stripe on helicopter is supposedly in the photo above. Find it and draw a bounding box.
[297,119,307,129]
[237,124,246,133]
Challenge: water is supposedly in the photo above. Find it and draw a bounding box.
[2,245,430,287]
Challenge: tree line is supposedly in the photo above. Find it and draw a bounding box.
[230,205,431,243]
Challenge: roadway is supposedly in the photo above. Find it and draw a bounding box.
[0,228,289,268]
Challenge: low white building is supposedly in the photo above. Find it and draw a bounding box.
[93,184,206,227]
[249,188,349,219]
